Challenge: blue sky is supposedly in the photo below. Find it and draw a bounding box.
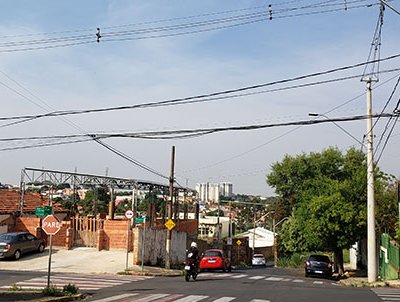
[0,1,399,195]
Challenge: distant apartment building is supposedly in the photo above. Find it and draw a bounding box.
[196,182,233,203]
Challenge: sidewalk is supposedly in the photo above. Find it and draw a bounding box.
[337,270,400,288]
[0,247,182,276]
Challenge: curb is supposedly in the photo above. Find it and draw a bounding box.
[120,270,182,277]
[0,291,84,302]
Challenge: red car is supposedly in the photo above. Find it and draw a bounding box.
[199,249,231,272]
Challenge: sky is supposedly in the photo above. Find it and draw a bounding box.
[0,0,400,196]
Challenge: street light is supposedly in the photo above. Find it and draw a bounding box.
[273,217,289,267]
[308,112,364,146]
[252,211,275,256]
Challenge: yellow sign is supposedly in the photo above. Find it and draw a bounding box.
[165,219,176,231]
[236,240,242,246]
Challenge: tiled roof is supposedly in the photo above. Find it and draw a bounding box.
[0,189,58,214]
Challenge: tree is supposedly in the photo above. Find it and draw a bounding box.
[375,174,399,239]
[267,147,380,275]
[78,186,110,215]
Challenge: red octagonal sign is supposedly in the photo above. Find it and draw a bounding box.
[42,215,61,235]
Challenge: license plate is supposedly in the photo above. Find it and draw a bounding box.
[208,259,216,263]
[315,270,323,274]
[184,265,191,270]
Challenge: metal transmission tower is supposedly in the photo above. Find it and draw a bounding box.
[361,4,385,283]
[19,167,195,216]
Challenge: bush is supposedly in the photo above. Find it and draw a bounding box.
[8,283,22,291]
[42,285,62,297]
[277,253,306,268]
[63,283,79,295]
[42,283,79,297]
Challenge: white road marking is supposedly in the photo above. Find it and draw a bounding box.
[173,295,209,302]
[231,274,248,279]
[130,293,171,301]
[265,277,283,281]
[212,297,236,302]
[293,279,305,283]
[90,293,139,302]
[249,276,265,280]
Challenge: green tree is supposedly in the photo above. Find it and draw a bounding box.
[267,147,380,275]
[375,174,399,239]
[78,187,110,215]
[138,191,164,215]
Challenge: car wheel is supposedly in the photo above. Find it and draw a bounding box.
[14,250,21,260]
[38,243,45,253]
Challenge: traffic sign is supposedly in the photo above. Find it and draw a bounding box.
[42,215,61,235]
[236,239,242,246]
[125,210,134,219]
[164,219,176,231]
[134,217,147,223]
[35,206,52,217]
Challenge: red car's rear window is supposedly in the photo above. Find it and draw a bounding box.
[203,251,222,257]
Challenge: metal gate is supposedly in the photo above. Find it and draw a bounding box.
[72,216,104,247]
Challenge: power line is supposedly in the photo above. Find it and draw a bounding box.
[0,113,397,151]
[1,54,399,124]
[0,68,169,181]
[0,0,379,53]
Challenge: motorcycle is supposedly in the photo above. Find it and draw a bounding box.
[184,252,198,282]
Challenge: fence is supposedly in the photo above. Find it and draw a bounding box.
[380,233,400,280]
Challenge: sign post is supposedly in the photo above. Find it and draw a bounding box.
[125,210,134,270]
[42,215,61,288]
[141,216,147,272]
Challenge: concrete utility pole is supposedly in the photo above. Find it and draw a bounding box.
[165,146,175,269]
[366,79,377,283]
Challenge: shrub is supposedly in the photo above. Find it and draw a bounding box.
[42,284,62,297]
[63,283,79,295]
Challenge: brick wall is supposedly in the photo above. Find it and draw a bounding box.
[99,219,131,251]
[10,217,41,234]
[11,217,73,249]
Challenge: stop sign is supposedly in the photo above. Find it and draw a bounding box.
[42,215,61,235]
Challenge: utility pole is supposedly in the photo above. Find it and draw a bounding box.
[165,146,175,269]
[361,5,383,282]
[366,79,377,283]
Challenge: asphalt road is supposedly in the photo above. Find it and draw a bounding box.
[0,250,392,302]
[81,267,381,302]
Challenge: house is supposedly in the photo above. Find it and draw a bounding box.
[198,216,231,239]
[236,227,275,248]
[0,189,66,234]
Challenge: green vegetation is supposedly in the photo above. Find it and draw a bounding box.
[42,284,62,297]
[267,147,392,275]
[42,283,79,297]
[8,283,22,291]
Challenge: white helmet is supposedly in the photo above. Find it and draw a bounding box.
[190,242,197,248]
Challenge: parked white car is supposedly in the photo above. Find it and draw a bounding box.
[252,254,266,266]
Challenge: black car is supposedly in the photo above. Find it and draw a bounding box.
[0,232,45,260]
[304,254,333,278]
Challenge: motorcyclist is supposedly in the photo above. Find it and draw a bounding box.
[187,241,199,271]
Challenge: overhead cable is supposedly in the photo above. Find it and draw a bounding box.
[1,54,400,124]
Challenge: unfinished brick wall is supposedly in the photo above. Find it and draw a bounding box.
[11,217,73,249]
[10,217,41,234]
[99,219,131,251]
